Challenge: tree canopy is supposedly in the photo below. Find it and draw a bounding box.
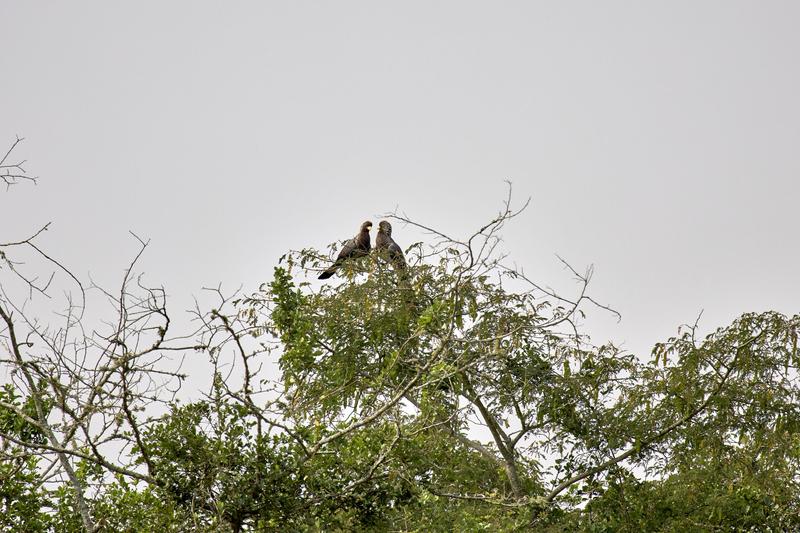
[1,143,799,531]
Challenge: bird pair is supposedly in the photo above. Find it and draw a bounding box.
[318,220,406,280]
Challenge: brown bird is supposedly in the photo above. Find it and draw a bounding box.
[318,220,373,279]
[375,220,406,269]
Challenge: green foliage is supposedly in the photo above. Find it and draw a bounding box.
[89,478,189,532]
[0,384,52,531]
[3,241,799,531]
[142,398,306,531]
[145,256,800,530]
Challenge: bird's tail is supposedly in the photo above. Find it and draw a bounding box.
[318,267,336,280]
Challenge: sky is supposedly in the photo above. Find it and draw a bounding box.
[2,2,799,375]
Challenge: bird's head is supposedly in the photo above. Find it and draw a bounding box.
[378,220,392,235]
[361,221,373,233]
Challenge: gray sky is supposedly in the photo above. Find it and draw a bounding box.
[2,1,798,364]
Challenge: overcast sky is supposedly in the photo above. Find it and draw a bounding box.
[2,2,798,367]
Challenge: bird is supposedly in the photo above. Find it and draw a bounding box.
[318,220,373,279]
[375,220,406,270]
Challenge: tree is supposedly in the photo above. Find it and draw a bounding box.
[1,138,196,531]
[2,140,799,531]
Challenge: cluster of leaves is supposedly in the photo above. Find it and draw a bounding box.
[0,384,52,531]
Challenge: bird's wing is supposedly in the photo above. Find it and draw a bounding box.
[336,237,359,261]
[385,238,406,267]
[319,236,370,279]
[376,232,404,260]
[389,241,403,257]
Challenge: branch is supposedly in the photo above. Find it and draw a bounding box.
[0,136,38,189]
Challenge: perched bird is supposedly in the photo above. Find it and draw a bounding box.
[375,220,406,269]
[318,220,373,279]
